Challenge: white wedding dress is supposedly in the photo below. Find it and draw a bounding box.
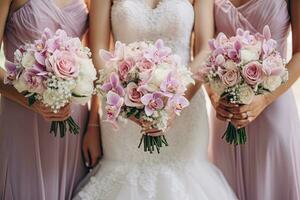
[75,0,237,199]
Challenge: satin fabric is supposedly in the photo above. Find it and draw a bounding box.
[0,0,89,199]
[210,0,300,199]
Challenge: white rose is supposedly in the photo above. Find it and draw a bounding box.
[76,57,97,81]
[210,79,225,96]
[239,84,255,104]
[14,75,28,93]
[21,52,35,69]
[72,77,94,105]
[240,49,260,64]
[262,76,282,92]
[148,64,172,87]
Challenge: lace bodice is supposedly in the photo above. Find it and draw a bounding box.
[111,0,194,65]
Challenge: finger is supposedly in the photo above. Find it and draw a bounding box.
[230,105,251,114]
[216,113,231,122]
[129,116,142,126]
[145,129,161,134]
[47,116,68,122]
[82,145,90,168]
[147,131,163,137]
[90,151,100,167]
[216,106,233,119]
[231,112,249,120]
[232,117,254,129]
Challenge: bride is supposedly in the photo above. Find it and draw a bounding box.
[75,0,236,199]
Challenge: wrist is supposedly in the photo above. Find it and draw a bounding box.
[88,123,100,127]
[263,93,273,106]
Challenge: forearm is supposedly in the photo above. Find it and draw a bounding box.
[88,94,100,124]
[264,52,300,104]
[0,68,32,110]
[185,49,210,101]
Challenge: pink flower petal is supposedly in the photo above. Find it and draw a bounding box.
[263,25,271,40]
[100,49,113,61]
[101,82,113,92]
[141,94,153,105]
[145,106,154,116]
[155,39,164,49]
[34,52,45,65]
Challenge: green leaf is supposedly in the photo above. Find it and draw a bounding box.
[126,108,137,118]
[28,94,37,107]
[72,93,87,98]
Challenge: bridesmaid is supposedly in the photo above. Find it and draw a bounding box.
[0,0,91,199]
[209,0,300,199]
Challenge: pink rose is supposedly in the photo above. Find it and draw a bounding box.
[118,58,135,80]
[220,64,240,87]
[47,50,79,79]
[124,82,144,107]
[242,61,265,86]
[137,58,154,72]
[262,54,284,76]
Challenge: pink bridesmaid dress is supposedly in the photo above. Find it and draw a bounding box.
[211,0,300,200]
[0,0,88,199]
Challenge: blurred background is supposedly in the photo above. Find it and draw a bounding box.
[0,33,299,115]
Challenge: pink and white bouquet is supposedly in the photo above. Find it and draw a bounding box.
[96,39,194,153]
[197,26,288,145]
[5,28,97,137]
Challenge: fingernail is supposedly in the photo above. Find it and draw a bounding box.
[229,114,233,118]
[237,126,241,129]
[226,118,231,122]
[85,162,90,167]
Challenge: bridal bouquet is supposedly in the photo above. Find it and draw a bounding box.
[197,26,288,145]
[96,39,194,153]
[5,28,97,137]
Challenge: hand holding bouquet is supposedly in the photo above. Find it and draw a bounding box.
[96,39,194,153]
[5,28,97,137]
[196,26,288,145]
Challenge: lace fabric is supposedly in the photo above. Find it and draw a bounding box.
[75,1,237,199]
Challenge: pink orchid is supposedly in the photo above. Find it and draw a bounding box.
[160,73,184,97]
[263,25,272,40]
[141,92,164,116]
[105,91,124,123]
[23,69,45,93]
[144,39,171,64]
[101,73,125,96]
[262,26,277,57]
[4,61,21,84]
[168,95,189,116]
[100,41,125,62]
[262,39,277,57]
[236,29,256,45]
